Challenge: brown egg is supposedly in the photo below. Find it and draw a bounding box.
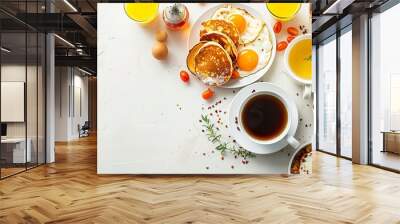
[155,30,168,42]
[152,41,168,60]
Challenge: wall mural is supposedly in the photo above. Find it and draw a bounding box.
[98,3,313,174]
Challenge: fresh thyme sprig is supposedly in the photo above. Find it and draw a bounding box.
[201,114,255,160]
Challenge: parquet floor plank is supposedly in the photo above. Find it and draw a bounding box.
[1,135,400,223]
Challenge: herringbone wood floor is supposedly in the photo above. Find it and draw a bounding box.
[1,135,400,224]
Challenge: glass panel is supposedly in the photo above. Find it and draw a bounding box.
[38,33,45,165]
[318,36,337,154]
[339,29,352,158]
[1,31,27,177]
[26,0,39,169]
[371,4,400,171]
[27,31,38,169]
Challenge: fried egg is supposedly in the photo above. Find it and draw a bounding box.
[235,25,273,77]
[212,5,264,44]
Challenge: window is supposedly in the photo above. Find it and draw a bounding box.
[339,28,352,158]
[317,36,337,154]
[370,3,400,171]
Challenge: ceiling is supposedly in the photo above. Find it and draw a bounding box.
[311,0,390,43]
[0,0,99,73]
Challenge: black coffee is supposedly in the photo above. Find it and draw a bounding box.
[241,94,288,141]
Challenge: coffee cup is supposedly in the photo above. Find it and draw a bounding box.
[238,91,299,149]
[284,34,312,99]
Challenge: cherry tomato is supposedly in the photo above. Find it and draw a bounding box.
[273,21,282,34]
[202,88,214,100]
[180,70,189,82]
[231,70,240,79]
[287,35,296,43]
[277,41,288,51]
[287,27,299,36]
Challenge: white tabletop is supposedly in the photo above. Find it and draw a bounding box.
[98,3,313,174]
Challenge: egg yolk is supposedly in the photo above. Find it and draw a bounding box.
[237,49,258,71]
[229,14,246,34]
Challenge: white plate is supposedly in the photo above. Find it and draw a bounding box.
[228,82,298,154]
[188,3,277,89]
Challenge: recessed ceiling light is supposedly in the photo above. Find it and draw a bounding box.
[63,0,78,12]
[1,47,11,53]
[54,34,75,48]
[323,0,355,15]
[78,67,93,76]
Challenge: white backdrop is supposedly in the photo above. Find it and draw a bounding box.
[98,3,313,174]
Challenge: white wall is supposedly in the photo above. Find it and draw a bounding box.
[55,67,89,141]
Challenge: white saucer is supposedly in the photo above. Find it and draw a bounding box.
[228,82,298,154]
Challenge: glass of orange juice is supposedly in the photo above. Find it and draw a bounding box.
[124,3,159,24]
[266,3,301,21]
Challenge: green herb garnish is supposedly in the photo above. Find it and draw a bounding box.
[201,114,255,159]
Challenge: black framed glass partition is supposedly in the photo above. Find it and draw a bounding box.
[316,25,353,159]
[0,1,46,179]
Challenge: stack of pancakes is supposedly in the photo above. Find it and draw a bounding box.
[187,19,241,86]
